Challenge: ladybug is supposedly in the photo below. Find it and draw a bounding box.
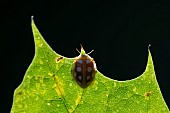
[72,46,97,88]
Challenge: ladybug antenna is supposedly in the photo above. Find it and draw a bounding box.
[76,48,80,54]
[76,44,85,54]
[80,44,83,49]
[79,44,94,55]
[87,50,94,55]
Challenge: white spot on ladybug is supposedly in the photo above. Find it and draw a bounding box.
[86,59,90,64]
[78,75,82,80]
[76,67,82,72]
[74,73,77,77]
[87,67,92,72]
[86,75,90,80]
[77,60,83,64]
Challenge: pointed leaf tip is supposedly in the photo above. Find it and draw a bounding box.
[148,44,151,49]
[31,15,34,20]
[148,49,152,62]
[147,44,152,64]
[31,16,34,24]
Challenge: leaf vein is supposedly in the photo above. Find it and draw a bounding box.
[40,47,69,113]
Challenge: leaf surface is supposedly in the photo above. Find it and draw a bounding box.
[11,20,169,113]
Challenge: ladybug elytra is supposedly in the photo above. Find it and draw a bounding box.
[72,46,97,88]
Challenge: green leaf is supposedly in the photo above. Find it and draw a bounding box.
[11,19,169,113]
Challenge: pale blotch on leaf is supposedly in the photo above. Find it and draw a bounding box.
[75,95,81,106]
[133,87,137,92]
[39,60,43,64]
[94,80,98,85]
[95,86,98,90]
[52,83,62,96]
[36,83,40,89]
[39,77,43,83]
[80,100,83,104]
[69,83,72,87]
[48,72,53,77]
[68,109,73,113]
[55,76,64,86]
[55,86,62,97]
[106,93,109,97]
[47,103,51,106]
[114,81,116,87]
[56,65,59,70]
[39,43,43,47]
[35,96,39,101]
[57,104,60,107]
[40,90,46,95]
[136,100,139,104]
[36,40,43,47]
[52,83,57,88]
[27,75,32,79]
[54,76,64,96]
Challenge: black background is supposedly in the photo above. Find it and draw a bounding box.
[1,0,170,112]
